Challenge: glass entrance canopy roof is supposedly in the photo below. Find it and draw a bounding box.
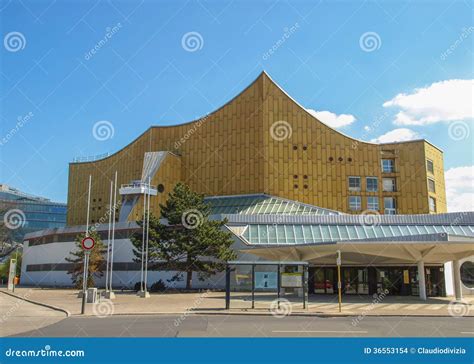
[205,194,474,246]
[241,223,474,245]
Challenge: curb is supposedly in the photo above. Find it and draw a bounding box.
[70,310,463,318]
[0,289,71,317]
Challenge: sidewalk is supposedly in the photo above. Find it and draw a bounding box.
[2,287,473,317]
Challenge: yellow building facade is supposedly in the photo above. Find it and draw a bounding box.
[67,72,447,226]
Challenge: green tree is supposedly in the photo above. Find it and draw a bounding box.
[131,183,236,289]
[66,230,106,289]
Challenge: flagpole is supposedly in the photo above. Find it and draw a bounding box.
[139,182,146,293]
[108,171,117,297]
[105,180,113,294]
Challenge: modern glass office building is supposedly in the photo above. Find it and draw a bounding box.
[0,184,66,242]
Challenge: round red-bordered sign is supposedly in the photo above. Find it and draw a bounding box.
[81,237,95,250]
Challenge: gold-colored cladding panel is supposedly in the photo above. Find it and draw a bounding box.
[67,72,446,225]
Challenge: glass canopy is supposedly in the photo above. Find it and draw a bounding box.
[241,224,474,245]
[205,195,340,216]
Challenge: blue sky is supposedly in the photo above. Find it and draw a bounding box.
[1,0,473,210]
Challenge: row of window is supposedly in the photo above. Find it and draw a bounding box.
[348,176,397,192]
[349,196,397,214]
[383,158,435,175]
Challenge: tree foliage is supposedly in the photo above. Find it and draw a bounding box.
[65,230,106,289]
[131,182,236,289]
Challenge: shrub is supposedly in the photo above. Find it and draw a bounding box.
[150,279,167,292]
[133,281,145,292]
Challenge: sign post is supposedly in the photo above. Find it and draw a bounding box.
[8,258,17,292]
[81,237,95,315]
[336,250,342,313]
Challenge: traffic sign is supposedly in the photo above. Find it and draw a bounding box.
[81,236,95,250]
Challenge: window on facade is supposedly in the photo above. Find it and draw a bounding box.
[461,261,474,289]
[366,177,378,192]
[381,159,395,173]
[429,197,436,212]
[348,177,361,191]
[426,159,434,174]
[367,196,379,210]
[428,178,436,193]
[349,196,361,211]
[384,197,397,215]
[382,178,396,192]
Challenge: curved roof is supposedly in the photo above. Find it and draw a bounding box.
[71,71,441,165]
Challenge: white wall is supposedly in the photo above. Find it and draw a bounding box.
[444,256,474,297]
[20,238,228,289]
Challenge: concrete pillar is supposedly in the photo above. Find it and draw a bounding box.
[453,260,463,301]
[417,260,427,301]
[296,265,303,298]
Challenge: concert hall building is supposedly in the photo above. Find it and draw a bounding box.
[21,72,473,300]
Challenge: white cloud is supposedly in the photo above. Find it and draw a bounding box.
[370,128,420,143]
[445,166,474,212]
[306,109,356,128]
[383,79,474,126]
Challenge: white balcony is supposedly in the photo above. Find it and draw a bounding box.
[119,182,157,196]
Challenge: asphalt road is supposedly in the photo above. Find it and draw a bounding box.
[12,314,474,338]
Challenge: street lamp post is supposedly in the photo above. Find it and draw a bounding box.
[336,250,342,313]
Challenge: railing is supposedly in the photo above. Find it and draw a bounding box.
[120,182,156,190]
[71,153,110,163]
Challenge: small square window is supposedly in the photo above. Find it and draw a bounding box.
[384,197,397,215]
[427,159,434,174]
[348,176,361,191]
[381,159,395,173]
[367,196,379,210]
[382,178,396,192]
[428,178,436,193]
[429,197,436,212]
[349,196,361,211]
[366,177,378,192]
